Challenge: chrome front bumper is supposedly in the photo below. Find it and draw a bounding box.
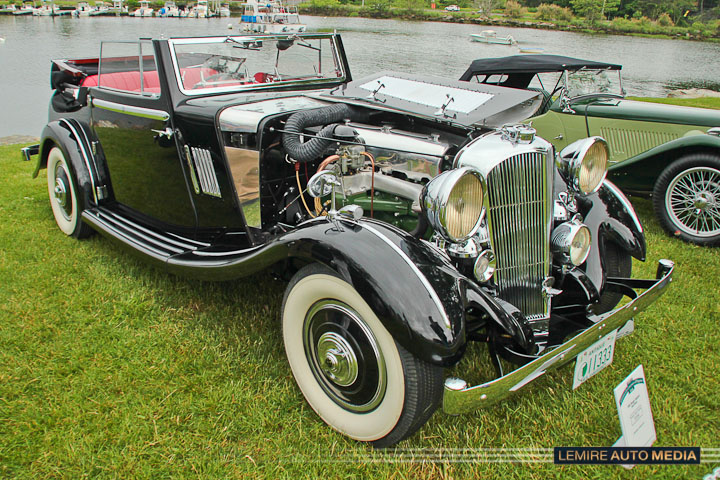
[443,259,674,415]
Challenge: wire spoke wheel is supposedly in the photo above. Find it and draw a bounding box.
[665,166,720,238]
[654,154,720,246]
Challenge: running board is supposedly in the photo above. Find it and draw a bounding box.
[82,208,209,264]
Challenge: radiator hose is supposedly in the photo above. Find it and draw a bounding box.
[282,103,365,163]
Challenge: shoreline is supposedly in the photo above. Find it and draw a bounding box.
[300,7,720,43]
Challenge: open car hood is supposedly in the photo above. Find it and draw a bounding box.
[320,72,542,129]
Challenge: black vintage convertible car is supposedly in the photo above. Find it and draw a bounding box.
[23,33,673,447]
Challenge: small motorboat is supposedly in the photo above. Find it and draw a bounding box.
[158,0,180,16]
[470,30,517,45]
[518,46,545,54]
[12,2,34,14]
[74,2,95,16]
[33,1,61,15]
[240,0,306,33]
[132,0,153,16]
[108,0,128,14]
[89,1,111,15]
[219,3,231,16]
[0,4,17,14]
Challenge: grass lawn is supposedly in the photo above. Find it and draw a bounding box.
[0,137,718,478]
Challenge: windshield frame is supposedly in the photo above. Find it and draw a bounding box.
[168,34,348,96]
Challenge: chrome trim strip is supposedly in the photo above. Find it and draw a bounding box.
[91,98,170,121]
[59,119,98,204]
[359,222,451,330]
[190,246,263,257]
[190,147,221,197]
[442,260,674,414]
[603,180,643,233]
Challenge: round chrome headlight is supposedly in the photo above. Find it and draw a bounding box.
[557,137,609,195]
[422,167,484,243]
[551,220,592,266]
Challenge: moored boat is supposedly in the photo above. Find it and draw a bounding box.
[187,0,208,17]
[108,0,128,14]
[240,0,305,33]
[33,0,61,16]
[88,1,111,15]
[132,0,153,16]
[0,4,17,14]
[470,30,517,45]
[74,2,96,16]
[12,3,33,14]
[158,0,181,16]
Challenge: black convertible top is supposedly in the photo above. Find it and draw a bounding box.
[459,55,622,81]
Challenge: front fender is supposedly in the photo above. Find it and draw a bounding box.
[167,217,468,366]
[578,179,646,294]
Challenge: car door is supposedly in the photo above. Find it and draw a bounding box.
[89,40,196,228]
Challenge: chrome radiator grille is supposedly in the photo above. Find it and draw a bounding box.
[486,151,553,319]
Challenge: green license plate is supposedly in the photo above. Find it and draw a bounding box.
[572,329,618,390]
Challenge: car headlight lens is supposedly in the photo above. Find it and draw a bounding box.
[423,167,484,243]
[551,220,592,266]
[557,137,609,195]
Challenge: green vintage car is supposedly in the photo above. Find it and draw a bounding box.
[460,55,720,246]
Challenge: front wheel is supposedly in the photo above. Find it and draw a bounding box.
[282,264,443,447]
[653,154,720,246]
[46,146,93,238]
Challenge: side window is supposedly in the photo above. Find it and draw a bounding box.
[96,41,160,97]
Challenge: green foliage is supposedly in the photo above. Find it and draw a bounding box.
[657,11,674,26]
[570,0,601,21]
[359,0,391,17]
[475,0,498,17]
[635,0,695,23]
[504,0,525,17]
[537,2,574,21]
[308,0,340,7]
[398,0,424,12]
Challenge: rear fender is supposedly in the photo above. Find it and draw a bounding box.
[38,120,98,208]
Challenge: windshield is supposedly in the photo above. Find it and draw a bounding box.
[565,68,623,98]
[170,35,346,95]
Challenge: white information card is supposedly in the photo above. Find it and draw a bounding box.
[613,364,656,468]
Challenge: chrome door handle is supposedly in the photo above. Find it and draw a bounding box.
[151,128,174,139]
[554,134,564,140]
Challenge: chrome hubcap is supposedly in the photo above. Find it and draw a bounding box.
[303,300,386,413]
[317,332,358,387]
[53,164,73,221]
[666,166,720,238]
[54,179,68,208]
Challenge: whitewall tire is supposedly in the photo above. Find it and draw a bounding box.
[282,263,443,447]
[46,146,92,238]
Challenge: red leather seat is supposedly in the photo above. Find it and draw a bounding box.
[81,70,161,93]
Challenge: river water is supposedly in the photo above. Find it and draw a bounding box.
[1,14,719,137]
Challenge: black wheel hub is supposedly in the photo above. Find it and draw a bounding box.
[303,300,386,413]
